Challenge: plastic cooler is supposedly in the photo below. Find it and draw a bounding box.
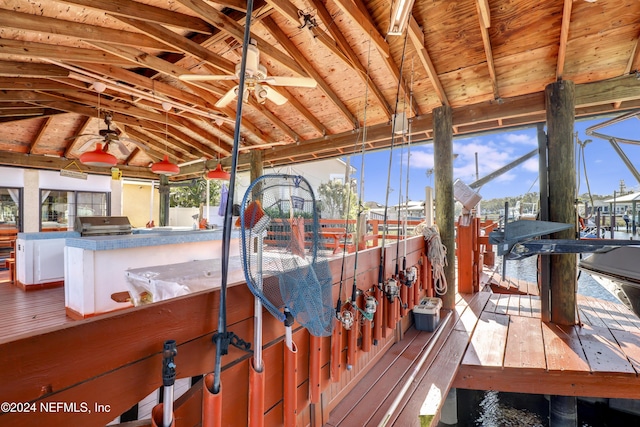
[413,297,442,332]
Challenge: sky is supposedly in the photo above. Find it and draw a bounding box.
[346,113,640,204]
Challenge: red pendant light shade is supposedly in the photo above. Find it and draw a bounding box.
[79,143,118,167]
[207,163,230,180]
[151,154,180,176]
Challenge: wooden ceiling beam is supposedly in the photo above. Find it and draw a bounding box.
[556,0,573,80]
[613,36,640,109]
[0,62,69,79]
[126,127,203,162]
[265,0,352,66]
[64,116,92,159]
[0,150,158,179]
[111,16,236,75]
[67,63,214,110]
[175,0,307,76]
[407,18,449,107]
[309,0,393,120]
[28,117,54,155]
[262,17,349,132]
[252,75,640,167]
[121,127,191,163]
[0,9,175,53]
[55,0,214,34]
[168,116,232,157]
[475,1,499,100]
[476,0,491,29]
[0,78,80,91]
[331,0,389,58]
[329,0,418,116]
[0,110,66,124]
[0,39,133,68]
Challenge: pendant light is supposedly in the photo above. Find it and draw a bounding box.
[151,102,180,176]
[80,82,118,167]
[80,143,118,167]
[206,119,230,180]
[207,163,230,180]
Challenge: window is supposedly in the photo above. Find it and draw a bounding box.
[40,190,109,232]
[0,187,22,232]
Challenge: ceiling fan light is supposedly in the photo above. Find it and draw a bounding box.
[151,154,180,176]
[79,143,118,167]
[207,163,230,181]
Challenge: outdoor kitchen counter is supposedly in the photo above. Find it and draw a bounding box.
[64,229,241,319]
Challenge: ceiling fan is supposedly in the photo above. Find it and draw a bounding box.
[68,113,148,156]
[179,39,318,108]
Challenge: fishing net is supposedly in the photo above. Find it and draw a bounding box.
[239,174,335,337]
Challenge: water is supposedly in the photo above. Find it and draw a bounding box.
[496,251,621,305]
[453,389,640,427]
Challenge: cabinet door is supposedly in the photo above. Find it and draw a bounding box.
[35,240,65,282]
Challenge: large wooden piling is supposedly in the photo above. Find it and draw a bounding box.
[545,80,576,326]
[433,105,455,310]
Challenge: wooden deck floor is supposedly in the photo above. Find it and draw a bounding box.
[454,293,640,400]
[0,272,73,344]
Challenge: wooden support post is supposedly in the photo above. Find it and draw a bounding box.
[434,105,456,309]
[159,174,170,227]
[456,219,474,293]
[250,150,263,199]
[473,217,481,293]
[545,80,576,326]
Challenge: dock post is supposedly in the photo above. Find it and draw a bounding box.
[545,80,576,325]
[433,105,455,310]
[439,388,458,426]
[549,395,577,426]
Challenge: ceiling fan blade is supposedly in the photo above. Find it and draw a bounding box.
[215,86,239,108]
[65,133,99,141]
[111,139,131,156]
[78,138,102,152]
[179,74,237,82]
[119,137,149,151]
[263,86,288,105]
[264,76,318,88]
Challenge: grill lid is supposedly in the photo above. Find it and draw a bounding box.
[75,216,132,237]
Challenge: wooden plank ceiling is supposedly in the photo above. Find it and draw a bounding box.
[0,0,639,180]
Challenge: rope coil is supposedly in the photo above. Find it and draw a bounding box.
[415,223,447,295]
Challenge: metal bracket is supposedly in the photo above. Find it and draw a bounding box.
[212,331,252,355]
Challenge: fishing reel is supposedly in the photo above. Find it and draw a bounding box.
[403,266,418,287]
[338,308,355,330]
[384,278,399,302]
[364,295,377,315]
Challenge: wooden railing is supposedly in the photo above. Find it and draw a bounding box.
[0,237,429,427]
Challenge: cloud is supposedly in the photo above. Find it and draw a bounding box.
[405,149,434,169]
[502,133,537,146]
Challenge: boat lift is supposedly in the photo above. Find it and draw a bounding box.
[489,211,640,262]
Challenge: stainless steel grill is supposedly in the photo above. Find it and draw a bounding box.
[75,216,132,237]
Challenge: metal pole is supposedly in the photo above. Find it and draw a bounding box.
[213,0,255,394]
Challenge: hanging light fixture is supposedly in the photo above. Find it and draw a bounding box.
[80,143,118,167]
[207,163,230,180]
[151,102,180,176]
[206,121,230,180]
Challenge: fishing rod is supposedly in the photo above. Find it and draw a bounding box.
[378,31,410,309]
[207,1,255,423]
[401,75,418,292]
